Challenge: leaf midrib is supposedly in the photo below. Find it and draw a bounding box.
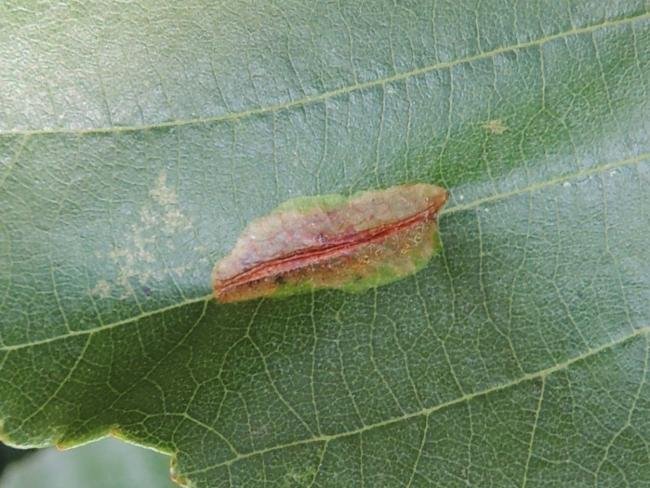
[2,11,648,138]
[1,151,647,353]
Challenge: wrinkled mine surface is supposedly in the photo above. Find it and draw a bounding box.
[213,183,448,303]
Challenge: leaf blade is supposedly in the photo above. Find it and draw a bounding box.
[1,2,649,487]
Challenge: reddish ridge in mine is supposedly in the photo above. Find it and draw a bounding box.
[217,191,448,294]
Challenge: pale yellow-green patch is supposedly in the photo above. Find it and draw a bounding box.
[482,119,509,134]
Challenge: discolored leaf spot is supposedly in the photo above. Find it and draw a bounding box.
[213,183,449,303]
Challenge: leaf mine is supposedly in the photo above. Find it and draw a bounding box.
[213,183,449,303]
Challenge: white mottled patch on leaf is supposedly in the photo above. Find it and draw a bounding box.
[90,280,111,298]
[104,170,195,298]
[149,171,178,206]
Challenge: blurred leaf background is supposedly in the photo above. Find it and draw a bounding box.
[1,439,174,487]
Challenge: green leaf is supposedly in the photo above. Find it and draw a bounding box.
[1,2,649,487]
[1,438,176,488]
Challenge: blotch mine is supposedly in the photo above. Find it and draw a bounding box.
[213,183,448,303]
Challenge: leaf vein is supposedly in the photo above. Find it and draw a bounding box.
[185,325,650,475]
[2,12,648,138]
[1,152,647,352]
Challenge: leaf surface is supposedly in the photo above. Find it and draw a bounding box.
[1,1,649,486]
